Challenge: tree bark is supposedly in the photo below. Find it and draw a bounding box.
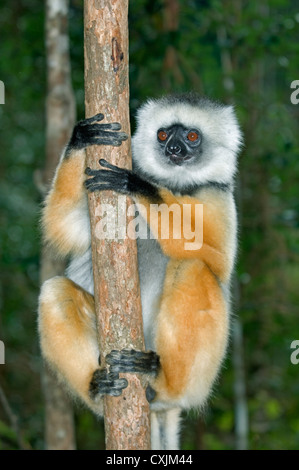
[84,0,151,450]
[39,0,76,450]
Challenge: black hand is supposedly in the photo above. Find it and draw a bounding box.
[89,368,128,399]
[84,159,161,201]
[66,113,128,155]
[146,385,157,403]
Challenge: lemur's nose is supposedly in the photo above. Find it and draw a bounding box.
[166,143,182,155]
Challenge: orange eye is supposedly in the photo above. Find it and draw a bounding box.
[187,131,199,142]
[158,130,168,141]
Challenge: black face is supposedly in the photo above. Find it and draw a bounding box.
[157,124,202,166]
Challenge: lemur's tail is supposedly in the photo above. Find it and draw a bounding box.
[151,408,181,450]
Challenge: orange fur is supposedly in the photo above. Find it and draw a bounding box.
[134,187,232,404]
[42,149,89,256]
[136,188,230,281]
[38,277,101,413]
[39,150,233,417]
[152,259,227,403]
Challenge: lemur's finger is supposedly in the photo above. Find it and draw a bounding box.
[83,124,127,139]
[85,182,113,192]
[88,137,124,147]
[80,113,104,126]
[85,167,123,178]
[85,170,124,186]
[98,122,122,131]
[89,369,128,398]
[99,159,126,172]
[85,167,99,176]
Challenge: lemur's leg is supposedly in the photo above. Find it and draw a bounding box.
[42,115,127,257]
[38,276,128,415]
[104,261,228,408]
[148,259,229,407]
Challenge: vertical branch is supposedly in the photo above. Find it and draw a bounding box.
[162,0,183,87]
[217,4,249,450]
[43,0,76,186]
[84,1,151,450]
[232,312,248,450]
[0,384,29,449]
[39,0,76,450]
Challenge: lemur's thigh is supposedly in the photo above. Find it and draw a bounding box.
[38,276,101,413]
[154,259,228,405]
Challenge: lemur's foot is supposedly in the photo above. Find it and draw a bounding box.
[89,368,128,399]
[89,349,160,400]
[106,349,160,376]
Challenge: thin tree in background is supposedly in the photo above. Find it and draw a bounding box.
[38,0,76,450]
[162,0,183,87]
[84,0,151,450]
[217,5,249,450]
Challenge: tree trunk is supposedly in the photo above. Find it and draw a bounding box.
[84,0,151,450]
[39,0,76,450]
[162,0,183,88]
[217,12,249,450]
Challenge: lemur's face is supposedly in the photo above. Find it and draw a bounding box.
[132,94,242,191]
[156,124,202,167]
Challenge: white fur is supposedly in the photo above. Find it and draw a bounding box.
[62,200,91,254]
[66,248,94,295]
[132,97,242,190]
[151,409,181,450]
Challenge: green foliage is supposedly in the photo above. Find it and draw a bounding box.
[0,0,299,450]
[0,419,18,450]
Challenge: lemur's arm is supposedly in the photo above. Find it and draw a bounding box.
[85,159,230,281]
[42,115,127,257]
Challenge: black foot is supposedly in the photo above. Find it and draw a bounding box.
[89,368,128,399]
[106,349,160,376]
[65,113,128,156]
[145,384,157,403]
[84,159,161,201]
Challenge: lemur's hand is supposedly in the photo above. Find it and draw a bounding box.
[85,159,161,201]
[67,113,128,153]
[84,159,132,194]
[89,368,128,399]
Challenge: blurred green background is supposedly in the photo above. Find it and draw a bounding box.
[0,0,299,450]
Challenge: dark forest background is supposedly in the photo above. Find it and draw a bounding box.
[0,0,299,450]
